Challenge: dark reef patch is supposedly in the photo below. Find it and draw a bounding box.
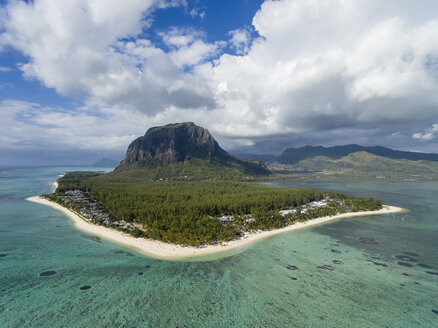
[395,255,418,262]
[359,237,378,245]
[112,250,133,256]
[417,263,433,269]
[39,271,56,277]
[425,271,438,276]
[397,261,413,267]
[332,260,344,265]
[367,260,388,267]
[80,285,91,290]
[82,235,102,243]
[403,251,419,257]
[286,265,298,270]
[316,265,334,271]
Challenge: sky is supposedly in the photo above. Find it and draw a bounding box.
[1,0,438,165]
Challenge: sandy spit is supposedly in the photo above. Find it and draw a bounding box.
[27,196,405,260]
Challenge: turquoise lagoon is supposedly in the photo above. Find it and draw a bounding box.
[0,167,437,327]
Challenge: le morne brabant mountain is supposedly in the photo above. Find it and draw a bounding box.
[116,122,268,176]
[46,122,381,246]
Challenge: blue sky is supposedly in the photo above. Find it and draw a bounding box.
[1,0,438,165]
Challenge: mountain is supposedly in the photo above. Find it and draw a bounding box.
[116,122,269,176]
[55,124,383,247]
[268,151,438,180]
[92,158,120,167]
[274,144,438,164]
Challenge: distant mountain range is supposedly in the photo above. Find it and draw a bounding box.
[274,144,438,164]
[268,145,438,180]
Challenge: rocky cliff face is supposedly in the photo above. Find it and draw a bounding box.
[118,122,230,167]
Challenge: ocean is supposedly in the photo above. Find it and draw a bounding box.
[0,167,437,327]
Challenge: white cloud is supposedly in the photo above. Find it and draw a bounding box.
[195,0,438,142]
[228,27,252,55]
[413,123,438,141]
[159,27,203,48]
[0,0,213,113]
[189,8,205,19]
[159,27,224,67]
[170,40,223,67]
[1,0,438,154]
[0,100,150,151]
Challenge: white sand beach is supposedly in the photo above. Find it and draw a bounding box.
[27,196,405,260]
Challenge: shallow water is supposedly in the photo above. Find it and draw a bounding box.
[1,168,437,327]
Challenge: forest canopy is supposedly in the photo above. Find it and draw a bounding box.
[51,163,382,246]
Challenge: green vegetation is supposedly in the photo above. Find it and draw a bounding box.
[54,163,382,246]
[55,171,104,192]
[274,144,438,164]
[269,151,438,180]
[115,157,268,181]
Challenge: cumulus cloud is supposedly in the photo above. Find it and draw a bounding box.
[1,0,438,156]
[413,123,438,141]
[195,0,438,149]
[0,0,214,113]
[159,27,224,67]
[228,27,252,55]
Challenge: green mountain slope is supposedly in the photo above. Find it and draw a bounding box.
[275,144,438,164]
[269,151,438,180]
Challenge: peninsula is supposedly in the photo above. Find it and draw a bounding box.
[28,122,405,259]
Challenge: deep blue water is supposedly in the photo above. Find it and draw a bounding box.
[1,167,437,327]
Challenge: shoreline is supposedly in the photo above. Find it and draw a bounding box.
[27,196,405,260]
